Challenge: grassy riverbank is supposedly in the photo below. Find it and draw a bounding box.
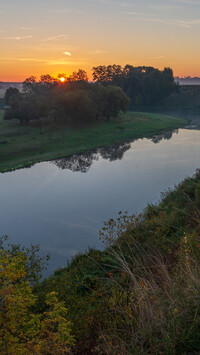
[0,110,186,172]
[37,171,200,354]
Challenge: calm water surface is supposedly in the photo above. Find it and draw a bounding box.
[0,128,200,274]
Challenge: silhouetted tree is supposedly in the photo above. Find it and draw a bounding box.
[93,64,178,109]
[4,87,20,106]
[68,69,88,83]
[101,86,130,120]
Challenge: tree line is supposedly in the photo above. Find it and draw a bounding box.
[92,64,178,109]
[4,65,177,126]
[4,69,130,125]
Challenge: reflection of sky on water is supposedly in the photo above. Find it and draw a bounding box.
[0,128,200,275]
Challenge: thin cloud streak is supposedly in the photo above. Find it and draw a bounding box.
[39,34,68,42]
[124,11,200,28]
[48,8,84,14]
[151,56,165,59]
[123,11,153,17]
[87,49,106,55]
[19,57,86,66]
[1,35,33,40]
[20,27,35,30]
[172,0,200,4]
[46,60,85,65]
[95,49,105,53]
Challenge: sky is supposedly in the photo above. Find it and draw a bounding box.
[0,0,200,81]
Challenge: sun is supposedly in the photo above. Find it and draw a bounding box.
[60,77,65,82]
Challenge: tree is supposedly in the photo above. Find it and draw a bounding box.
[23,76,37,94]
[4,88,22,120]
[0,237,74,354]
[93,64,178,109]
[92,65,109,84]
[40,74,56,85]
[68,69,88,83]
[55,89,96,123]
[101,86,130,121]
[4,87,20,106]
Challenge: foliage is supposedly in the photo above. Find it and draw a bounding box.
[163,85,200,114]
[99,85,130,120]
[0,109,185,173]
[4,63,178,126]
[36,249,113,353]
[93,64,177,109]
[95,234,200,354]
[54,89,96,123]
[1,172,200,353]
[4,70,130,125]
[4,87,20,106]
[67,69,88,83]
[0,238,74,354]
[39,171,200,354]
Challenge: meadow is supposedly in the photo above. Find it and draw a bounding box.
[0,110,186,172]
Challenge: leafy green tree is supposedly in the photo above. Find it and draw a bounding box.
[0,237,74,354]
[101,86,130,121]
[93,64,178,109]
[54,89,96,123]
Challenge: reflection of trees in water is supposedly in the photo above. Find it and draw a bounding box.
[53,130,176,173]
[53,142,131,173]
[53,151,98,173]
[151,129,177,144]
[99,143,131,161]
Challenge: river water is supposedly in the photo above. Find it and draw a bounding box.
[0,128,200,275]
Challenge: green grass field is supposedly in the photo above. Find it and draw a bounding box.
[0,110,186,172]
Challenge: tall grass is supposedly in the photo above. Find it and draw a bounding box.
[97,233,200,354]
[39,172,200,354]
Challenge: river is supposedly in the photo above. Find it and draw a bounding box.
[0,128,200,275]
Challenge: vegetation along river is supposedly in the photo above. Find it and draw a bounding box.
[1,128,200,275]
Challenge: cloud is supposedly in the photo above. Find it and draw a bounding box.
[151,56,165,59]
[123,11,200,28]
[1,35,33,40]
[44,34,68,41]
[95,0,116,3]
[19,57,86,66]
[0,57,19,62]
[95,49,105,53]
[123,11,153,17]
[172,0,200,4]
[20,27,34,30]
[46,59,84,65]
[150,4,179,10]
[48,8,84,15]
[87,49,106,55]
[19,58,47,62]
[176,19,200,27]
[63,51,72,56]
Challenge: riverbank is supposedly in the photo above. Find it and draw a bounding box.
[0,110,186,172]
[38,171,200,354]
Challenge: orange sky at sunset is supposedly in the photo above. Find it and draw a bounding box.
[0,0,200,81]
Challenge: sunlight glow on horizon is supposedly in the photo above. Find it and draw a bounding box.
[0,0,200,81]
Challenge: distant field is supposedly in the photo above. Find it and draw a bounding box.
[0,110,187,172]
